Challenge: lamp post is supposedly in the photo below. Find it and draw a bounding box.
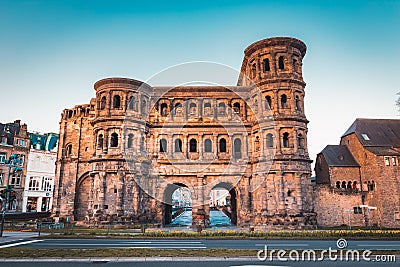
[0,154,23,237]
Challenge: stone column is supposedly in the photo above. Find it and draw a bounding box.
[37,197,43,212]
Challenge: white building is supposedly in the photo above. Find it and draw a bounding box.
[22,133,58,212]
[209,188,229,207]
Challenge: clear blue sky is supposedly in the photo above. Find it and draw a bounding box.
[1,0,399,164]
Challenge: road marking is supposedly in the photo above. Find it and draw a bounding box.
[357,244,400,247]
[121,241,204,244]
[255,243,309,247]
[127,246,207,249]
[0,240,43,248]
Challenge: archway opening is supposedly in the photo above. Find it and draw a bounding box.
[163,183,192,226]
[209,183,237,227]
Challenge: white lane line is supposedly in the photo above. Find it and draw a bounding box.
[0,240,43,248]
[127,246,207,249]
[255,243,309,247]
[357,244,400,247]
[121,241,204,244]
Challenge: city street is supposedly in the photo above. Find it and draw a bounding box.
[2,238,400,250]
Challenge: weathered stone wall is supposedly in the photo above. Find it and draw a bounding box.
[314,185,365,227]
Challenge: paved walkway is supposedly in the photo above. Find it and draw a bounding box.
[0,231,45,244]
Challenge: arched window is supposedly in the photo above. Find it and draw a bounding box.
[110,133,118,147]
[255,136,260,151]
[281,94,287,108]
[160,139,167,152]
[175,139,182,152]
[352,181,357,189]
[336,181,341,189]
[342,181,347,189]
[141,99,147,114]
[347,181,352,189]
[218,102,226,114]
[278,56,284,70]
[251,63,256,78]
[219,138,227,152]
[265,95,272,110]
[65,144,72,157]
[254,99,258,113]
[189,103,196,114]
[189,138,197,152]
[204,139,212,152]
[283,132,289,148]
[100,96,106,110]
[234,138,242,159]
[174,102,182,115]
[97,134,103,149]
[295,96,301,111]
[113,95,121,109]
[68,110,73,118]
[127,134,133,148]
[204,102,211,109]
[128,96,134,110]
[297,133,304,149]
[160,103,168,116]
[233,102,240,114]
[263,58,270,72]
[266,133,274,148]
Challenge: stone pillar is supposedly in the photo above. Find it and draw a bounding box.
[199,133,204,160]
[37,197,43,212]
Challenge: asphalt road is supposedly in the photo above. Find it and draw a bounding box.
[2,238,400,250]
[0,259,398,267]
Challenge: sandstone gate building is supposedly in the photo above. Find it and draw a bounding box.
[53,37,315,227]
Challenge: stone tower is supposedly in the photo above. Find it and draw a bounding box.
[238,37,314,225]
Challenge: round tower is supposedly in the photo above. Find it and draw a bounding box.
[240,37,314,225]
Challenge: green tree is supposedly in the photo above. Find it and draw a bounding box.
[397,92,400,112]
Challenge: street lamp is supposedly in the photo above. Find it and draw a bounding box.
[0,154,23,237]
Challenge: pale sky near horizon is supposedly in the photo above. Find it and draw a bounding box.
[0,0,399,167]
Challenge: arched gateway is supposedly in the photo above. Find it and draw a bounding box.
[53,37,316,228]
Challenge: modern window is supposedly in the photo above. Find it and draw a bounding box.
[175,139,182,152]
[10,174,21,186]
[100,96,106,110]
[160,139,167,152]
[281,94,287,108]
[110,133,119,147]
[0,173,3,185]
[204,139,212,152]
[392,157,397,166]
[19,139,25,147]
[0,153,6,163]
[127,134,133,148]
[384,156,390,166]
[234,138,242,159]
[353,207,362,214]
[283,132,289,148]
[361,133,370,141]
[219,138,227,152]
[265,96,272,110]
[42,177,53,191]
[278,56,284,70]
[266,134,274,148]
[189,139,197,152]
[28,177,40,191]
[113,95,121,109]
[263,58,270,72]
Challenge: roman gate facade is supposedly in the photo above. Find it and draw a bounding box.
[53,37,315,227]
